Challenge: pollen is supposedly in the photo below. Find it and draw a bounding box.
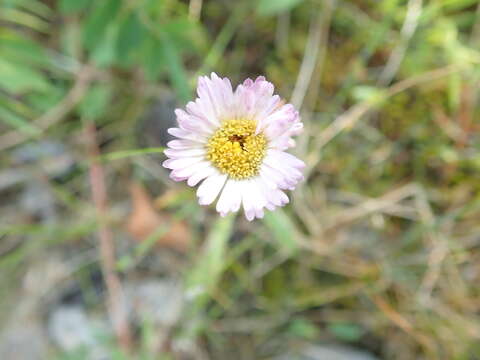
[206,119,267,180]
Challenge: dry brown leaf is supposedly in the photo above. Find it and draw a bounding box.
[126,182,190,252]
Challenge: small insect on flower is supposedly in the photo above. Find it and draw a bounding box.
[163,73,305,221]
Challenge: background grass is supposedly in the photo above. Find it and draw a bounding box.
[1,0,480,359]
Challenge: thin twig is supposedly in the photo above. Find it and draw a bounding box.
[275,11,290,54]
[372,295,435,352]
[378,0,423,86]
[412,185,450,305]
[327,189,418,220]
[0,65,95,151]
[432,105,467,143]
[188,0,203,21]
[194,2,249,77]
[85,123,132,352]
[315,64,459,151]
[418,233,449,303]
[290,0,335,109]
[324,183,421,230]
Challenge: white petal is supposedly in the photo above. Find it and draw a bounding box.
[172,161,210,179]
[162,156,204,170]
[259,167,278,189]
[216,179,242,215]
[240,181,256,221]
[187,165,217,187]
[239,178,269,221]
[197,172,228,205]
[164,148,206,159]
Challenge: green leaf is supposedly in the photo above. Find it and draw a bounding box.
[256,0,304,16]
[163,19,205,53]
[141,36,163,81]
[78,84,112,120]
[59,0,91,14]
[186,214,235,304]
[116,12,145,64]
[3,0,52,18]
[197,2,248,75]
[90,24,119,67]
[26,86,65,113]
[264,266,288,300]
[288,318,319,340]
[0,105,40,135]
[327,323,364,342]
[448,72,461,112]
[263,209,298,255]
[0,58,50,94]
[159,33,191,103]
[442,0,480,11]
[0,7,49,32]
[0,38,49,68]
[351,85,386,103]
[83,0,121,51]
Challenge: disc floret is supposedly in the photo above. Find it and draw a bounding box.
[206,119,267,180]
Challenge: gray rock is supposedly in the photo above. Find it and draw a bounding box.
[0,169,28,191]
[0,256,74,360]
[137,98,177,148]
[0,324,48,360]
[20,182,56,222]
[276,344,379,360]
[12,141,66,163]
[11,140,75,178]
[48,306,95,350]
[125,279,184,327]
[47,306,109,360]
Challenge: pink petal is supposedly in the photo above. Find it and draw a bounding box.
[175,109,214,135]
[166,139,203,150]
[260,165,292,190]
[167,128,207,143]
[233,76,279,122]
[194,73,235,124]
[267,149,305,169]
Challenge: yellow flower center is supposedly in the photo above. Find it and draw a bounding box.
[206,119,267,180]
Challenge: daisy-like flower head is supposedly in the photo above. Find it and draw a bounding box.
[163,73,305,221]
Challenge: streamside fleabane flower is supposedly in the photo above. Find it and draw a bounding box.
[163,73,305,221]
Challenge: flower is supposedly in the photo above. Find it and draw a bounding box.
[163,73,305,221]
